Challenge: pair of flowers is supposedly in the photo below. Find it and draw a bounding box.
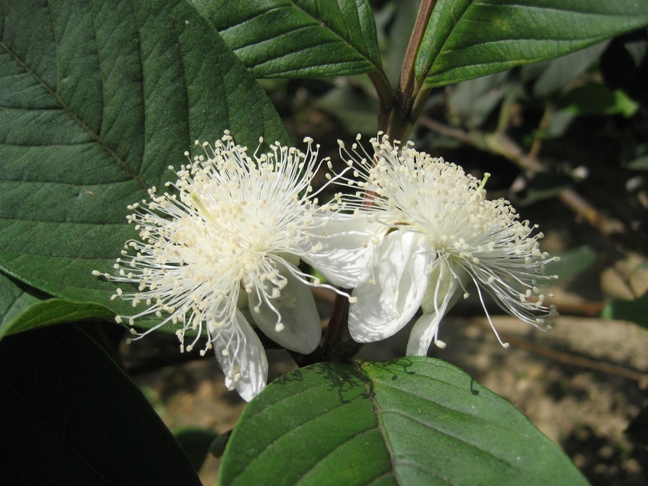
[97,131,557,400]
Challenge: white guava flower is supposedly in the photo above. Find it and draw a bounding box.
[95,132,376,400]
[335,133,558,355]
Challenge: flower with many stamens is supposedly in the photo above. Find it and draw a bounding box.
[335,133,558,355]
[94,132,373,400]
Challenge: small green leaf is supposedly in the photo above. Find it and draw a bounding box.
[418,0,648,88]
[0,0,289,330]
[561,84,639,117]
[0,325,201,485]
[191,0,382,78]
[219,358,587,485]
[545,245,597,280]
[601,291,648,329]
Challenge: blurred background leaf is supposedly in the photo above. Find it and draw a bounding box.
[600,291,648,328]
[545,245,598,281]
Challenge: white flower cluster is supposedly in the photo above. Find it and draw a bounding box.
[336,133,558,356]
[96,131,557,400]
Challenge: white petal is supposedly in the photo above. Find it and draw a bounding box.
[406,312,442,356]
[209,310,268,402]
[348,230,430,343]
[407,261,468,355]
[249,265,321,355]
[301,213,386,288]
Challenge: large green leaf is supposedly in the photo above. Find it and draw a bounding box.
[0,0,290,322]
[219,358,587,485]
[190,0,382,78]
[418,0,648,88]
[0,324,201,485]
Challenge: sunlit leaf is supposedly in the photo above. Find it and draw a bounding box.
[219,358,587,485]
[418,0,648,88]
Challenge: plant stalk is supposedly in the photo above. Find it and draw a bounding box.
[388,0,437,141]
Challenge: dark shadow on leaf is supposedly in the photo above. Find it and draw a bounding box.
[274,362,367,404]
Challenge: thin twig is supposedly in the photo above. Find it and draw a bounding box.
[368,70,393,132]
[390,0,437,141]
[397,0,436,111]
[558,190,625,236]
[497,331,648,389]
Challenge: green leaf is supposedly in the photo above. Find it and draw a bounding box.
[545,245,597,280]
[0,0,289,325]
[560,84,639,117]
[219,358,587,485]
[418,0,648,88]
[600,291,648,329]
[191,0,382,78]
[0,324,201,485]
